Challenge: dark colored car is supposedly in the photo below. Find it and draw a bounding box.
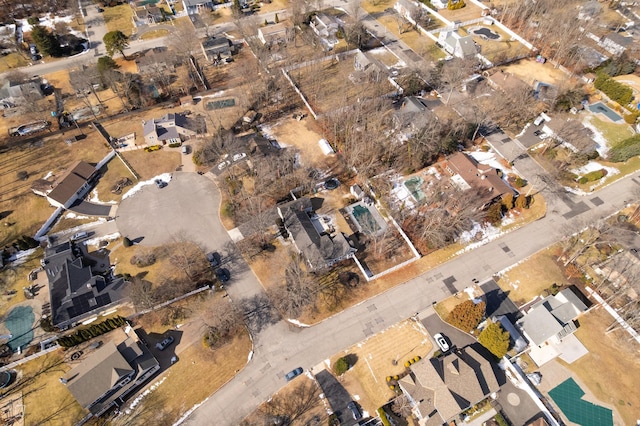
[154,179,167,188]
[284,367,303,381]
[206,252,220,268]
[215,268,230,282]
[155,335,174,351]
[347,401,362,420]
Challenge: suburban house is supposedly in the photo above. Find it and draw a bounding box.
[517,288,588,348]
[278,197,356,270]
[182,0,214,15]
[351,51,384,83]
[248,135,281,157]
[393,96,437,139]
[0,24,17,56]
[69,65,102,94]
[600,32,633,56]
[200,36,234,61]
[31,161,99,209]
[438,30,477,59]
[444,152,516,207]
[62,327,160,417]
[310,13,341,48]
[134,46,176,75]
[133,5,164,25]
[0,79,43,108]
[44,240,126,329]
[399,345,505,424]
[143,112,203,145]
[257,22,291,45]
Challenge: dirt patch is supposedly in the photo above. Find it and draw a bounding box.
[502,58,573,86]
[330,319,432,412]
[562,308,640,426]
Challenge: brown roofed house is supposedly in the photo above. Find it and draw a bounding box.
[44,161,98,209]
[444,152,515,208]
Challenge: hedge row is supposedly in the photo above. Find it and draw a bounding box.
[609,134,640,162]
[577,169,607,184]
[594,73,633,106]
[57,316,127,348]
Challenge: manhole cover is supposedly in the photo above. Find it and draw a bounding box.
[507,392,520,406]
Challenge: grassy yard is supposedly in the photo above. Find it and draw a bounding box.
[103,4,135,36]
[0,52,29,72]
[563,308,640,426]
[139,29,170,40]
[93,155,138,203]
[121,149,181,180]
[0,133,111,247]
[495,247,566,305]
[331,319,433,411]
[433,292,471,319]
[361,0,396,14]
[3,350,87,425]
[585,116,634,146]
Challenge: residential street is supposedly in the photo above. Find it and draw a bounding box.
[183,170,637,424]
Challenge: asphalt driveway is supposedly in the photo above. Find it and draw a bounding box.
[421,313,475,352]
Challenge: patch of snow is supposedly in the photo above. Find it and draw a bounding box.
[456,221,508,254]
[516,122,531,138]
[85,232,120,247]
[258,124,275,139]
[571,161,619,179]
[288,318,310,327]
[125,377,167,414]
[19,14,84,39]
[7,248,38,265]
[64,212,90,220]
[90,189,117,204]
[122,173,172,199]
[582,116,611,158]
[466,150,505,171]
[43,171,54,180]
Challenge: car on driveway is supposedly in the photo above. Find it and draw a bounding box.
[217,160,231,170]
[285,367,303,381]
[206,252,220,268]
[347,401,362,420]
[232,152,247,162]
[155,335,174,351]
[434,333,450,353]
[215,268,230,282]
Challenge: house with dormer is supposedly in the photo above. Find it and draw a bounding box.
[143,112,204,145]
[444,152,516,208]
[44,240,126,329]
[399,345,505,425]
[278,197,356,270]
[62,328,160,417]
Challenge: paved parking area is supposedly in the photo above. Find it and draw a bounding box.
[116,172,224,251]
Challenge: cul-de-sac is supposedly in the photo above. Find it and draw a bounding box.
[0,0,639,425]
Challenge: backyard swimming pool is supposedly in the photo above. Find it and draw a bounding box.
[471,27,500,40]
[588,102,623,122]
[5,306,35,352]
[345,202,387,236]
[404,176,425,202]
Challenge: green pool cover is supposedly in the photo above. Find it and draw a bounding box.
[548,378,613,426]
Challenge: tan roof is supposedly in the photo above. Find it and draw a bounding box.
[47,161,96,204]
[65,341,134,409]
[259,22,289,37]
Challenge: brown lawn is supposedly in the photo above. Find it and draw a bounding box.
[330,319,433,412]
[562,308,640,426]
[0,133,111,247]
[437,2,484,22]
[495,247,567,306]
[93,155,138,203]
[362,0,396,14]
[3,350,87,425]
[103,4,135,36]
[502,58,573,87]
[121,149,181,180]
[433,292,471,319]
[290,56,392,115]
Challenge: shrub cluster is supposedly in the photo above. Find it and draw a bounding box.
[334,356,350,375]
[57,316,127,348]
[594,73,633,106]
[447,300,485,332]
[577,169,607,184]
[168,142,181,148]
[447,0,465,9]
[609,134,640,162]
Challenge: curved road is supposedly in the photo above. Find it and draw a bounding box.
[183,161,636,424]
